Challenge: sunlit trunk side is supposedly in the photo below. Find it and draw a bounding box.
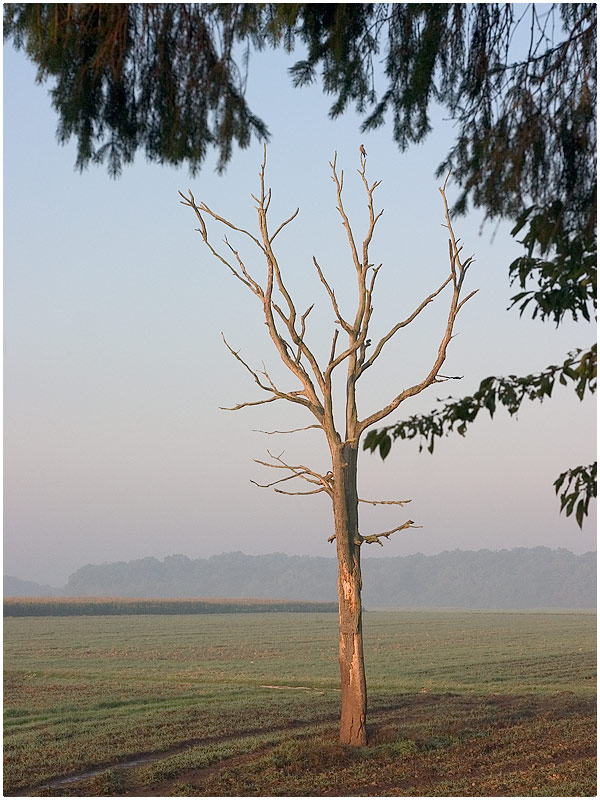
[332,441,367,746]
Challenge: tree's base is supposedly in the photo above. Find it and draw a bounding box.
[339,714,367,746]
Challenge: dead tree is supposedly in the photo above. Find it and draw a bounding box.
[180,148,477,747]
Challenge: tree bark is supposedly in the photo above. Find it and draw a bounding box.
[332,441,368,746]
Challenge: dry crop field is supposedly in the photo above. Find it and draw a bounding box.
[3,606,596,796]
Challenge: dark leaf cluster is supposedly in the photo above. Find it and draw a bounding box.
[554,463,597,529]
[509,204,596,325]
[4,3,269,176]
[278,4,596,310]
[5,4,596,319]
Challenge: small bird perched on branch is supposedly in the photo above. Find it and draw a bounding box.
[360,144,367,157]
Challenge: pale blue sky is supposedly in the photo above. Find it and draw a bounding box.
[4,39,596,586]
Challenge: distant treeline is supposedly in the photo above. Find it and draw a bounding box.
[4,547,596,609]
[3,597,338,617]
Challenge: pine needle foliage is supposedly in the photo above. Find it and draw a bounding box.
[4,4,269,176]
[5,3,596,520]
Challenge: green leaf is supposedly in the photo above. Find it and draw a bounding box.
[554,472,567,494]
[510,206,534,237]
[379,434,392,460]
[363,429,379,452]
[483,392,496,417]
[564,492,577,517]
[575,499,586,529]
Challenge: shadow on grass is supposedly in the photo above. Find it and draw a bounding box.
[16,691,596,797]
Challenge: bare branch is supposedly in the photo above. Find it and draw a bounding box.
[253,460,323,487]
[253,450,333,497]
[296,304,314,364]
[359,275,453,376]
[253,425,322,435]
[223,237,264,298]
[326,331,366,376]
[185,149,325,420]
[329,153,362,274]
[312,256,353,333]
[359,519,422,546]
[220,396,281,412]
[221,334,317,413]
[250,473,305,489]
[270,207,300,243]
[328,517,420,545]
[433,374,464,384]
[199,200,266,253]
[179,189,266,253]
[273,487,327,497]
[329,328,340,365]
[357,264,381,366]
[358,498,412,507]
[179,191,263,296]
[457,289,479,311]
[221,333,278,395]
[250,152,326,408]
[249,469,329,496]
[358,177,477,434]
[357,156,384,276]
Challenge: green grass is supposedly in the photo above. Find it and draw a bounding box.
[4,609,596,796]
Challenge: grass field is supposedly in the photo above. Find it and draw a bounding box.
[3,608,596,796]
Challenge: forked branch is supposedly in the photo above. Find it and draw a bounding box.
[359,519,422,546]
[358,175,478,434]
[220,334,316,413]
[327,517,420,545]
[253,450,333,497]
[181,151,327,423]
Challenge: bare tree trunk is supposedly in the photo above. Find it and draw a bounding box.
[332,442,368,746]
[182,147,477,748]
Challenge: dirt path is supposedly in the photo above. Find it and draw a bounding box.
[9,715,340,797]
[124,746,277,797]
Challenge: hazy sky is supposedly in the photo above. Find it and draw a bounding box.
[4,37,596,587]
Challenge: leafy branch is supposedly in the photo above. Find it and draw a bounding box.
[554,463,597,529]
[364,345,597,524]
